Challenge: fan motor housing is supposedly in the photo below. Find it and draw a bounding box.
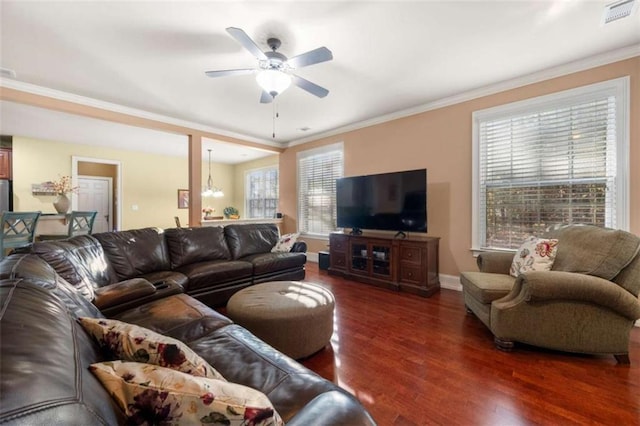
[264,51,287,69]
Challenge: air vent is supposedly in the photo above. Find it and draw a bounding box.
[0,67,17,78]
[602,0,637,24]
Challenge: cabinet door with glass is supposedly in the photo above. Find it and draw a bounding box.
[349,239,369,275]
[370,242,392,278]
[349,238,392,280]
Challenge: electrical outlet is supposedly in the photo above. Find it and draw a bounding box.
[131,204,138,211]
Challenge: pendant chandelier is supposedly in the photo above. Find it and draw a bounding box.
[202,149,224,198]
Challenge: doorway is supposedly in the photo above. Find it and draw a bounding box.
[72,156,122,231]
[78,176,112,233]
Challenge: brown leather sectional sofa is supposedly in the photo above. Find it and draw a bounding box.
[0,224,376,425]
[33,223,307,312]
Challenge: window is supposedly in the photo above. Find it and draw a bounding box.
[472,77,629,251]
[297,143,344,236]
[245,167,278,219]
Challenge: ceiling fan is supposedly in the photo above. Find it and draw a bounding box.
[205,27,333,103]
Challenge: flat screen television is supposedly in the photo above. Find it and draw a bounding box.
[336,169,427,234]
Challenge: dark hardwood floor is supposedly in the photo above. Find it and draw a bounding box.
[299,262,640,425]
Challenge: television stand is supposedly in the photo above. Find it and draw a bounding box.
[328,232,440,297]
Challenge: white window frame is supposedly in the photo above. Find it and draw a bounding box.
[296,142,344,237]
[244,166,279,219]
[471,77,630,254]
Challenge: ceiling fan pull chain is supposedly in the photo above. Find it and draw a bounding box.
[271,100,281,139]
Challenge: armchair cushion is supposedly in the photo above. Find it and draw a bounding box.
[509,236,558,277]
[476,251,514,274]
[460,272,515,304]
[546,225,640,280]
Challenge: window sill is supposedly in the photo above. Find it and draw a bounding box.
[470,247,516,258]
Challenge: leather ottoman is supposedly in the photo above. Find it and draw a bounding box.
[226,281,335,359]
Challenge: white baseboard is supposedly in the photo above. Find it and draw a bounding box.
[439,274,462,291]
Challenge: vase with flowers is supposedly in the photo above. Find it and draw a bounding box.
[48,175,78,214]
[202,206,215,220]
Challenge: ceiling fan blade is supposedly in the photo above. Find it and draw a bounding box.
[226,27,268,61]
[205,68,255,78]
[287,47,333,69]
[260,91,273,104]
[292,75,329,98]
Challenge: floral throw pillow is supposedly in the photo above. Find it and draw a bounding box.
[271,232,300,253]
[78,317,225,381]
[510,236,559,277]
[90,361,283,426]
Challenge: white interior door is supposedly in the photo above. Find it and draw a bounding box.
[78,176,112,233]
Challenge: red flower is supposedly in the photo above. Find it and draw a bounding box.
[244,407,275,426]
[200,392,215,405]
[535,241,556,258]
[157,343,186,367]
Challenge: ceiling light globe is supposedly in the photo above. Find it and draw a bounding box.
[256,69,292,97]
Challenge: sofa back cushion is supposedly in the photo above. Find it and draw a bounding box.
[545,225,640,280]
[224,224,279,259]
[165,227,231,268]
[0,280,123,425]
[1,254,104,319]
[32,235,117,300]
[93,228,171,280]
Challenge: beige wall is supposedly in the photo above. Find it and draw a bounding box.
[13,136,234,230]
[280,57,640,277]
[232,154,279,218]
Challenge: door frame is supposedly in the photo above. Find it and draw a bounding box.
[71,156,122,231]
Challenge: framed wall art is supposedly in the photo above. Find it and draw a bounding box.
[177,189,189,209]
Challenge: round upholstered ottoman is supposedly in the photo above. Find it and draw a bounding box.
[226,281,335,359]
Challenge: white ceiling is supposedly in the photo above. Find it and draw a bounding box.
[1,1,639,159]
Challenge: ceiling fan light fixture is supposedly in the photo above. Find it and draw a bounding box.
[256,69,291,97]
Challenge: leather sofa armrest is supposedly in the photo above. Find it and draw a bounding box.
[291,241,307,253]
[477,251,513,274]
[495,271,640,320]
[93,278,156,310]
[285,391,376,426]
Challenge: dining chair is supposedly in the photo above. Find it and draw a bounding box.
[0,211,41,258]
[38,211,97,241]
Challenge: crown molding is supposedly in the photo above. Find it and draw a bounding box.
[0,78,282,149]
[286,44,640,148]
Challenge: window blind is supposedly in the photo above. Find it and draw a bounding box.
[478,91,620,250]
[297,143,344,235]
[245,167,278,219]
